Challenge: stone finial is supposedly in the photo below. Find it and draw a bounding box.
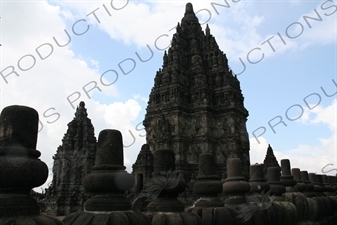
[322,175,332,192]
[193,153,223,206]
[94,129,124,167]
[308,173,323,193]
[280,159,296,187]
[63,129,150,225]
[300,170,314,192]
[0,105,39,152]
[292,168,306,192]
[185,2,194,14]
[82,129,134,211]
[146,149,186,212]
[222,158,250,195]
[197,153,217,179]
[267,167,286,196]
[315,175,326,192]
[0,105,62,225]
[144,148,201,224]
[249,163,270,193]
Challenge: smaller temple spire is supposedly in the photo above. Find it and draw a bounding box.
[206,24,210,36]
[263,144,280,179]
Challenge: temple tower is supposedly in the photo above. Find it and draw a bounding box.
[45,101,97,216]
[263,144,280,178]
[143,3,250,180]
[132,144,154,194]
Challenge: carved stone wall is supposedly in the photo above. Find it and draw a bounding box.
[44,102,97,216]
[143,4,250,181]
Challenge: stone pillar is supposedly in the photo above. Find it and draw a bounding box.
[62,129,151,225]
[280,159,296,188]
[143,149,202,225]
[249,163,270,194]
[309,173,328,223]
[222,158,250,198]
[299,170,319,222]
[0,105,62,225]
[222,158,252,224]
[267,167,297,225]
[317,174,337,224]
[280,161,308,224]
[292,168,306,192]
[300,171,314,197]
[186,153,232,225]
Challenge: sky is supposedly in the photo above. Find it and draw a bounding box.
[0,0,336,192]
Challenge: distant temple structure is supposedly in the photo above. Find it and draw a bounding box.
[44,102,97,216]
[142,3,250,180]
[132,144,154,194]
[263,144,280,178]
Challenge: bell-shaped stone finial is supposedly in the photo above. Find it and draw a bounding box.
[83,129,134,211]
[0,105,61,225]
[222,158,250,208]
[144,148,201,224]
[280,159,296,187]
[267,167,286,196]
[0,105,39,151]
[193,153,223,206]
[292,168,306,192]
[63,129,150,225]
[249,163,270,193]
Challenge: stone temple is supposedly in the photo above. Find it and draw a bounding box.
[143,3,250,182]
[2,3,337,225]
[44,102,97,216]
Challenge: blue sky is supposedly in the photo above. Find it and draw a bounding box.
[1,0,336,191]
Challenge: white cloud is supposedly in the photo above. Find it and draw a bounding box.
[250,99,337,176]
[250,136,269,164]
[1,1,145,192]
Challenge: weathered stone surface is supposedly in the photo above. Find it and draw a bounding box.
[44,101,96,216]
[300,170,314,193]
[144,144,201,224]
[0,105,62,225]
[186,153,229,225]
[132,144,154,194]
[249,163,270,194]
[266,167,296,225]
[222,158,250,202]
[190,153,223,207]
[262,144,280,179]
[267,167,286,196]
[143,0,250,184]
[95,129,123,167]
[153,149,175,173]
[292,168,306,192]
[63,129,150,225]
[280,159,296,187]
[83,130,134,211]
[0,105,39,150]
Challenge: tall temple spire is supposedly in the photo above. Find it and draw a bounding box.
[263,144,280,179]
[44,101,97,216]
[142,3,250,181]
